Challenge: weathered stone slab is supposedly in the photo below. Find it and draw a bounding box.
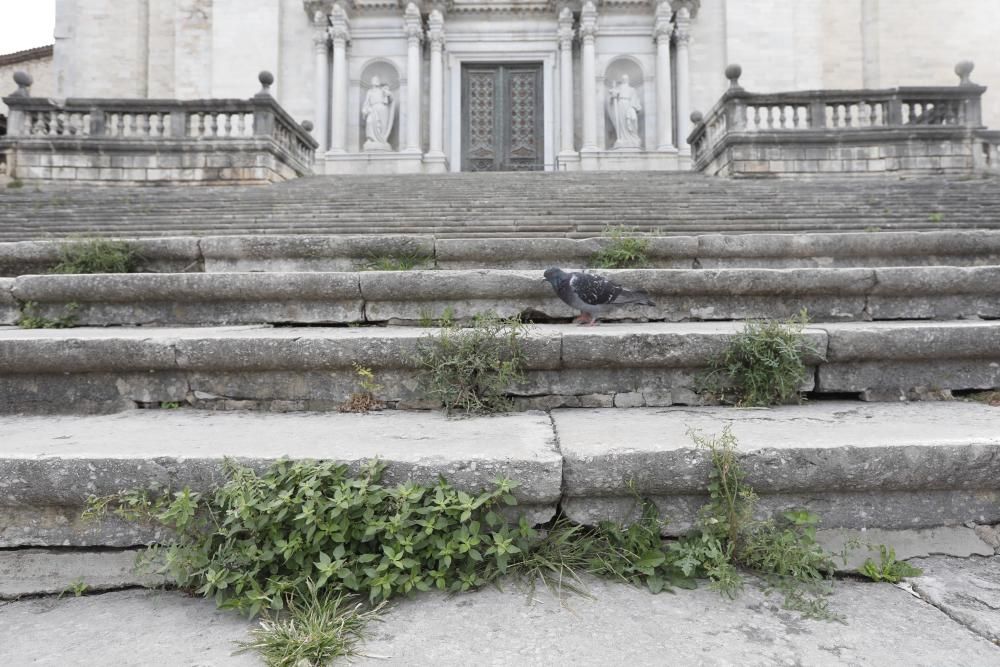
[555,403,1000,533]
[0,549,166,599]
[0,410,561,546]
[815,526,995,570]
[908,556,1000,645]
[200,235,434,273]
[0,238,202,276]
[0,278,16,325]
[12,273,364,325]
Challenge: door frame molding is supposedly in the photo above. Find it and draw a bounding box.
[447,49,556,173]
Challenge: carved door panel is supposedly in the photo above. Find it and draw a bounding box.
[462,64,543,172]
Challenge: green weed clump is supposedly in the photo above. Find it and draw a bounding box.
[700,311,818,406]
[591,225,651,269]
[363,251,433,272]
[857,545,923,583]
[50,238,140,274]
[415,312,528,414]
[17,301,79,329]
[235,581,384,667]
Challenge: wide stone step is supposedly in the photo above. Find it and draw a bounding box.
[1,173,998,241]
[4,265,1000,327]
[1,320,997,414]
[4,230,1000,276]
[2,402,998,547]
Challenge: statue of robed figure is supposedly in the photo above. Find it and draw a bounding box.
[363,76,395,151]
[607,74,642,149]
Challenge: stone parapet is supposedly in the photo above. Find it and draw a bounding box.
[689,63,991,177]
[0,72,317,185]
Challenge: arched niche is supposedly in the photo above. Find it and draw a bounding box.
[604,57,645,150]
[359,60,401,152]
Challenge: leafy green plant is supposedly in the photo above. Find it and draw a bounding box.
[59,578,89,598]
[160,401,183,409]
[235,580,384,667]
[699,311,819,406]
[17,301,79,329]
[418,306,456,328]
[857,545,923,583]
[928,212,944,223]
[415,311,528,414]
[50,238,140,274]
[590,225,651,269]
[339,363,384,413]
[363,251,433,272]
[85,460,526,616]
[7,178,24,189]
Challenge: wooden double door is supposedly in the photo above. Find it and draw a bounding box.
[461,63,543,172]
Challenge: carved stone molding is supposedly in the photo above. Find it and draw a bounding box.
[580,1,598,40]
[653,1,673,41]
[674,5,691,45]
[557,6,575,47]
[404,2,424,42]
[330,3,351,43]
[428,9,445,49]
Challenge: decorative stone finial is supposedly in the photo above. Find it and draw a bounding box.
[301,120,314,132]
[955,60,975,86]
[256,71,275,97]
[690,111,703,125]
[12,71,33,97]
[725,64,742,90]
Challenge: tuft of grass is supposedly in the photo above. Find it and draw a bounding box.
[591,225,651,269]
[415,311,528,414]
[928,212,944,223]
[17,301,79,329]
[235,581,384,667]
[339,363,384,413]
[50,238,140,274]
[59,578,90,598]
[699,311,819,406]
[964,390,1000,407]
[363,251,432,272]
[857,545,923,583]
[7,178,24,189]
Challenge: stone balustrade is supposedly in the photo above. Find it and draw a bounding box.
[0,71,317,184]
[689,62,991,177]
[977,130,1000,172]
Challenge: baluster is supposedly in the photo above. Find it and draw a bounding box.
[149,113,160,137]
[777,105,786,128]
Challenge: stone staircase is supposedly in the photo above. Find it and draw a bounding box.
[1,172,999,240]
[2,172,999,575]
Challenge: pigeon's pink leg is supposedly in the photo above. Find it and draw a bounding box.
[572,314,587,324]
[577,312,596,326]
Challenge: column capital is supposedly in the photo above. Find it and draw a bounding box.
[428,8,445,50]
[404,2,424,43]
[579,1,598,41]
[653,2,674,42]
[557,6,574,48]
[330,3,350,45]
[674,6,692,45]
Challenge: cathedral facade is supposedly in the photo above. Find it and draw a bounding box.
[48,0,1000,174]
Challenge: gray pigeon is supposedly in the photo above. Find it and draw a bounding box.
[543,267,655,325]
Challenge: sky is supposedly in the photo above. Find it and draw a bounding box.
[0,1,56,55]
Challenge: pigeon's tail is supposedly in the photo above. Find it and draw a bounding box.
[617,289,655,307]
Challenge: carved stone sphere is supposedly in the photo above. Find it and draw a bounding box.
[13,71,33,87]
[301,120,314,132]
[955,60,975,83]
[258,71,275,87]
[725,64,742,84]
[690,111,704,124]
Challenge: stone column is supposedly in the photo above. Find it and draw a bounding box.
[426,9,446,163]
[675,6,692,155]
[861,0,880,89]
[557,7,576,158]
[579,1,599,152]
[312,13,330,152]
[654,3,675,151]
[329,5,350,154]
[403,2,424,154]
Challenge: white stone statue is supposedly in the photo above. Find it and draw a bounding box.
[362,76,395,151]
[607,74,643,149]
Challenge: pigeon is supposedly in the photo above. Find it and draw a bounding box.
[542,267,655,325]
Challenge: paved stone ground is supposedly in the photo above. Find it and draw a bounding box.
[2,557,998,667]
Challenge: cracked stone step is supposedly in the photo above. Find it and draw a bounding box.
[0,410,561,547]
[1,320,998,413]
[554,402,1000,534]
